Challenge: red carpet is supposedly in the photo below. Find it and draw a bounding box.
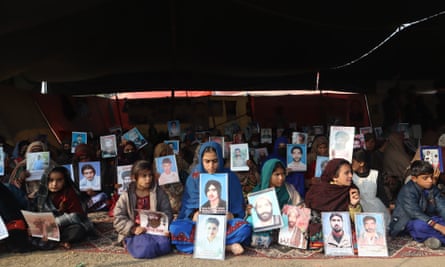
[71,212,445,259]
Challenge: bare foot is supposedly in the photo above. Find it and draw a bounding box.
[226,243,244,255]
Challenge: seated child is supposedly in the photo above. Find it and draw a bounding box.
[390,160,445,249]
[113,160,173,259]
[33,166,94,249]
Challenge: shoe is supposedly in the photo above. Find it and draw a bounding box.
[424,237,441,249]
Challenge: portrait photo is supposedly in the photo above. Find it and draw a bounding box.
[322,211,354,256]
[315,156,329,178]
[420,146,443,172]
[287,144,307,172]
[230,143,249,172]
[100,134,118,158]
[78,161,101,191]
[248,187,283,232]
[123,127,147,150]
[139,210,170,236]
[292,132,308,145]
[117,164,133,195]
[329,126,355,163]
[199,173,228,214]
[155,155,180,186]
[354,212,388,257]
[193,214,227,260]
[261,128,273,144]
[278,204,311,249]
[26,151,50,181]
[168,120,181,137]
[71,131,87,153]
[164,140,179,155]
[21,211,60,241]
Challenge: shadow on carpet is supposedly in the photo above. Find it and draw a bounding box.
[73,212,445,259]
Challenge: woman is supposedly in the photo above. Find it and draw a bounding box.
[113,160,172,259]
[246,158,303,247]
[383,132,411,183]
[305,158,361,249]
[305,135,329,189]
[170,141,251,255]
[33,166,94,249]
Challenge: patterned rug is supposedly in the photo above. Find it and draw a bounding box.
[72,212,445,259]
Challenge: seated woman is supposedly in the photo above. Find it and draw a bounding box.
[246,158,303,248]
[305,158,361,249]
[113,160,173,259]
[170,141,251,255]
[33,166,94,249]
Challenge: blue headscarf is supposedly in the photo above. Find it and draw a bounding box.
[177,141,245,220]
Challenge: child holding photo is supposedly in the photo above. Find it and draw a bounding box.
[113,160,173,258]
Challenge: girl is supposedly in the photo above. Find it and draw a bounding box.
[113,160,172,259]
[34,166,93,249]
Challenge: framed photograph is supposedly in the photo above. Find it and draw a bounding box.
[261,128,273,144]
[0,147,4,176]
[329,126,355,163]
[168,120,181,137]
[354,134,365,149]
[199,173,228,214]
[100,134,118,158]
[26,152,50,181]
[287,144,307,172]
[193,214,227,260]
[322,211,354,256]
[355,212,388,257]
[117,164,133,194]
[138,210,170,236]
[122,127,147,150]
[155,155,180,186]
[62,164,75,182]
[230,143,249,172]
[247,187,283,232]
[278,204,311,249]
[71,131,87,153]
[315,156,329,178]
[254,147,268,166]
[359,127,373,135]
[0,216,8,240]
[292,132,308,145]
[78,161,101,191]
[164,140,179,155]
[21,210,60,241]
[420,146,443,172]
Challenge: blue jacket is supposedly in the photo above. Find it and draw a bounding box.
[389,180,445,237]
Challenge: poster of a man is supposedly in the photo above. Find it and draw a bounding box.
[322,212,354,256]
[355,213,388,256]
[248,188,283,232]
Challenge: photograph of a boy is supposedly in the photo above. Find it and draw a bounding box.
[78,161,101,191]
[156,155,180,186]
[123,128,147,150]
[287,144,307,172]
[390,160,445,250]
[168,120,181,137]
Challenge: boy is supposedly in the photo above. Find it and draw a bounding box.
[389,160,445,249]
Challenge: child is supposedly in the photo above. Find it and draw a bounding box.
[113,160,173,259]
[33,166,94,249]
[390,160,445,249]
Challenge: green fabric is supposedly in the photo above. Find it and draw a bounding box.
[254,158,290,209]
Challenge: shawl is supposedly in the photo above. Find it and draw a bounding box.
[253,158,290,209]
[177,141,245,219]
[305,158,356,212]
[383,133,411,182]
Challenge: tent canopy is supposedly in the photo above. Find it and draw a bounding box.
[2,1,445,94]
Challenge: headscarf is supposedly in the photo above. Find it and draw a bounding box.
[177,141,244,220]
[305,158,356,212]
[253,158,290,209]
[307,135,329,166]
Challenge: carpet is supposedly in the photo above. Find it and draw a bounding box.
[72,212,445,259]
